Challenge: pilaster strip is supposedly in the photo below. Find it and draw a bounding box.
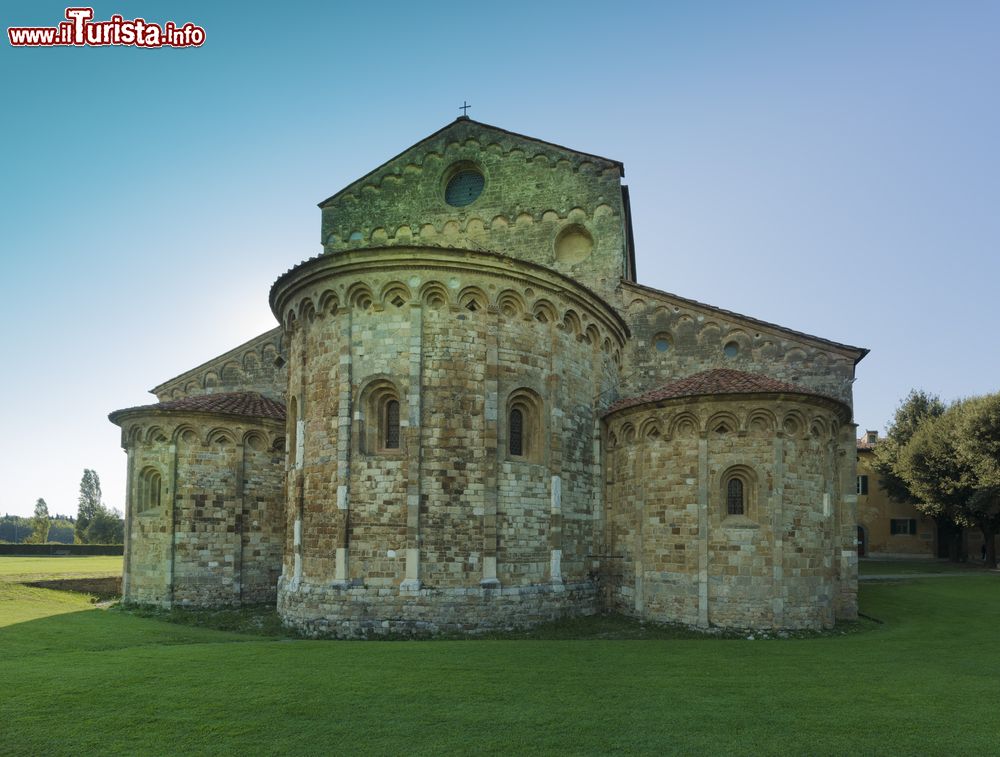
[697,434,709,628]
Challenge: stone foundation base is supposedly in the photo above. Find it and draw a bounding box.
[277,576,597,638]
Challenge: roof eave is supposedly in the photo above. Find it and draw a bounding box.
[604,389,852,422]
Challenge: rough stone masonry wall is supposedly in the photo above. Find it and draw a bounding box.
[620,283,859,406]
[319,119,629,303]
[118,412,285,607]
[604,395,853,630]
[152,328,287,402]
[273,251,627,636]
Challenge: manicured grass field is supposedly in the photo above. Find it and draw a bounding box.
[0,554,122,579]
[2,557,998,755]
[859,557,989,575]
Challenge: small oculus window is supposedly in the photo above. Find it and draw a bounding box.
[654,336,671,353]
[723,341,739,359]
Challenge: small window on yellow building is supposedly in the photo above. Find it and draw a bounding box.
[890,518,917,535]
[857,475,869,495]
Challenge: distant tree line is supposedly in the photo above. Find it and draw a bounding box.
[0,513,75,544]
[874,389,1000,568]
[1,469,124,545]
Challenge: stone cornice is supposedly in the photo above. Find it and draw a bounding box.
[604,389,852,426]
[269,246,631,345]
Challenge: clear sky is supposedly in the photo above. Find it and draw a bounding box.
[2,1,998,518]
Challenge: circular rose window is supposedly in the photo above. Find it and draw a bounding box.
[445,169,484,207]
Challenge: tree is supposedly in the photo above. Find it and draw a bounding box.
[872,390,963,559]
[84,506,124,544]
[897,395,1000,569]
[45,520,74,544]
[954,394,1000,568]
[27,498,51,544]
[76,469,103,543]
[872,390,946,504]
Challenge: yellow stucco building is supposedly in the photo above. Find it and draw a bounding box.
[855,430,936,558]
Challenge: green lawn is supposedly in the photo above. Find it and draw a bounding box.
[0,554,122,579]
[2,558,998,755]
[859,557,988,575]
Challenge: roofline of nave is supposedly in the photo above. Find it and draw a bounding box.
[149,327,285,398]
[621,279,869,365]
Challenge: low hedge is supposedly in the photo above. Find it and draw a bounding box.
[0,543,123,556]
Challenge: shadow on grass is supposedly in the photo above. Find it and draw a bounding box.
[116,601,877,642]
[25,576,121,599]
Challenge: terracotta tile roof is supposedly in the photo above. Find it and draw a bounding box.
[606,369,823,415]
[110,391,285,424]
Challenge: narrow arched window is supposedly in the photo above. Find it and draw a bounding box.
[149,471,161,510]
[138,468,161,515]
[384,399,400,449]
[727,478,744,516]
[288,396,299,469]
[509,408,524,456]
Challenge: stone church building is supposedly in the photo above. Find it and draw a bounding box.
[110,118,867,636]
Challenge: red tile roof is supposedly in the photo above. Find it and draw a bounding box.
[110,391,285,424]
[606,369,824,415]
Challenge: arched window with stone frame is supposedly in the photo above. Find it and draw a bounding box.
[727,477,744,515]
[359,378,404,454]
[137,467,162,515]
[720,465,757,519]
[505,388,544,462]
[383,397,401,450]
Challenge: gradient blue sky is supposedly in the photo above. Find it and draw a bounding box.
[2,1,997,518]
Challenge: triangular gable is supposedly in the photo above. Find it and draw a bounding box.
[318,117,624,209]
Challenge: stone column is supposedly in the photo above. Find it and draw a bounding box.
[122,446,134,599]
[333,306,353,587]
[401,303,423,592]
[697,433,709,628]
[771,431,786,628]
[590,349,606,583]
[633,436,646,614]
[290,320,307,588]
[235,438,246,604]
[481,313,500,588]
[167,441,178,607]
[547,323,564,585]
[836,424,859,620]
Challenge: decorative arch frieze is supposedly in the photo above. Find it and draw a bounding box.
[380,281,411,308]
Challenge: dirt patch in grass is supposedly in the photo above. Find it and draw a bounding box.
[26,576,121,600]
